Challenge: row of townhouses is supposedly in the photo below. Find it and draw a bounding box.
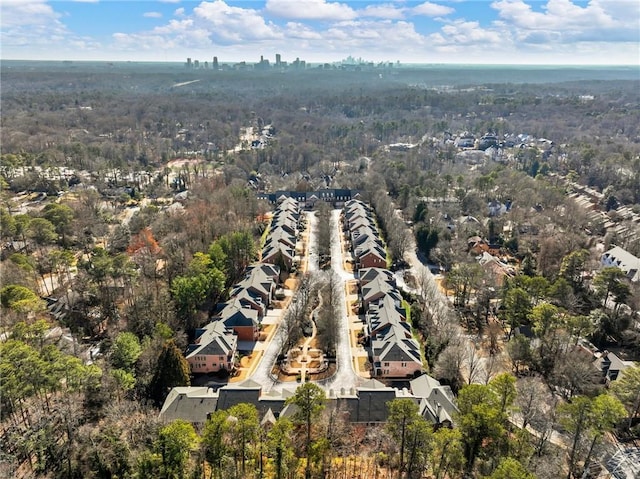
[160,374,458,429]
[343,199,423,378]
[257,188,360,208]
[261,197,301,271]
[184,198,302,374]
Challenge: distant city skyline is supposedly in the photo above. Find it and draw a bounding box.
[1,1,639,66]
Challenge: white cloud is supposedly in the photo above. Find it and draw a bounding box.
[265,0,357,21]
[112,0,282,54]
[194,1,282,43]
[430,19,504,47]
[413,1,454,16]
[143,12,163,18]
[174,7,185,16]
[360,3,406,20]
[320,19,424,56]
[1,0,60,27]
[152,18,194,35]
[491,0,639,43]
[159,0,181,3]
[0,0,102,57]
[285,22,323,40]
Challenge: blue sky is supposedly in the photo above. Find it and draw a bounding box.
[1,0,639,64]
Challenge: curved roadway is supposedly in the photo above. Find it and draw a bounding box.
[324,208,361,392]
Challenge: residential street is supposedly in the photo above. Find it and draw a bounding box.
[247,207,363,393]
[324,208,363,392]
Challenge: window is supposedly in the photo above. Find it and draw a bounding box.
[401,362,407,367]
[383,362,389,367]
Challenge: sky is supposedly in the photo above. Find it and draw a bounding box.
[1,0,639,65]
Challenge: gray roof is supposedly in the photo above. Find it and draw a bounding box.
[410,374,458,425]
[186,321,237,359]
[160,376,453,427]
[159,387,218,424]
[374,338,421,363]
[359,267,395,286]
[220,302,259,328]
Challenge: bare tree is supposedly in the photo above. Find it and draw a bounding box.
[433,338,466,392]
[280,301,304,352]
[316,270,340,356]
[315,202,332,268]
[482,352,499,385]
[551,349,601,400]
[516,375,550,430]
[464,340,483,385]
[388,218,411,265]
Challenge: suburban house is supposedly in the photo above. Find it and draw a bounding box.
[219,298,260,341]
[231,266,277,310]
[594,351,637,384]
[262,244,295,270]
[601,246,640,282]
[342,199,422,379]
[264,228,296,249]
[410,374,458,427]
[478,252,515,287]
[185,321,237,374]
[159,387,219,425]
[363,289,421,380]
[185,261,280,373]
[366,294,407,336]
[355,244,388,270]
[230,288,267,317]
[343,199,389,270]
[350,224,379,244]
[487,200,510,217]
[468,237,502,256]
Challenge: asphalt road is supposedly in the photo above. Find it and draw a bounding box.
[324,208,362,392]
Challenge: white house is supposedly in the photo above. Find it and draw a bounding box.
[601,246,640,282]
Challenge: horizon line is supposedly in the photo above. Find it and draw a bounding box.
[2,58,639,68]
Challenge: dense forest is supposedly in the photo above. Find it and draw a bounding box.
[1,62,639,479]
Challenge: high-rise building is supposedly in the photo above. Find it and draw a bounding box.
[213,56,218,69]
[275,53,281,66]
[186,58,192,68]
